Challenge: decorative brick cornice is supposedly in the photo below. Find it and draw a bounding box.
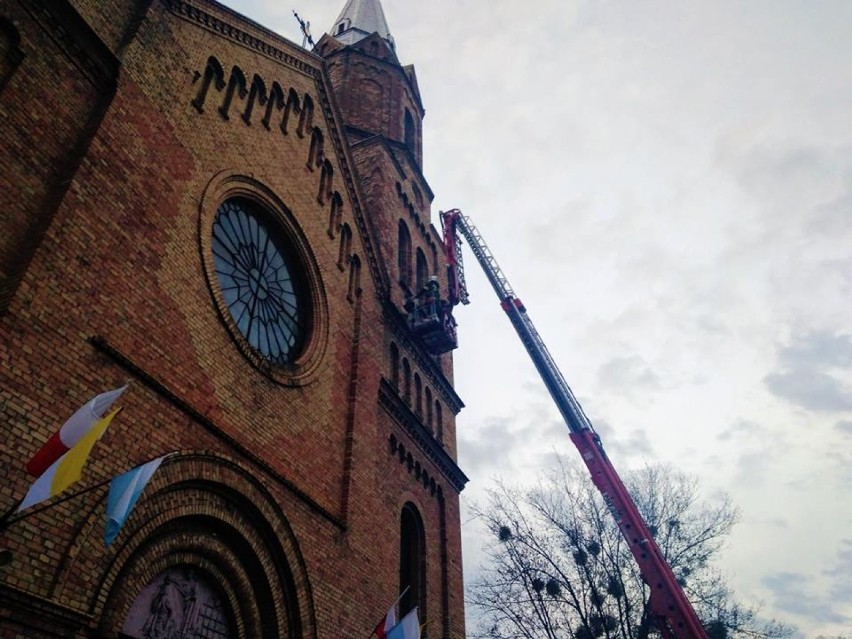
[166,0,318,77]
[379,378,467,493]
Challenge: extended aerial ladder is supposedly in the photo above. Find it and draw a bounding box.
[440,209,709,639]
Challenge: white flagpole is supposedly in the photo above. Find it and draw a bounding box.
[389,584,411,612]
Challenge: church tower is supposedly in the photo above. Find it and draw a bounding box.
[316,1,451,359]
[317,0,424,166]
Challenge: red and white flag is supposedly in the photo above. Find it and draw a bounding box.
[373,586,409,639]
[26,385,127,477]
[373,604,396,639]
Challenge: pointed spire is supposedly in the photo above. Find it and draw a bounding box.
[330,0,395,51]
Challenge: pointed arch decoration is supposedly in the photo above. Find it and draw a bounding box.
[242,73,268,125]
[218,65,248,120]
[191,56,226,113]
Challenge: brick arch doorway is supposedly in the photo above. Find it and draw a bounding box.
[73,453,316,639]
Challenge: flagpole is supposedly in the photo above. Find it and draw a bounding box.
[368,586,411,639]
[0,475,112,533]
[0,499,23,532]
[0,452,174,533]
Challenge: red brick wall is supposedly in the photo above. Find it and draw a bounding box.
[0,0,114,302]
[0,1,466,637]
[66,0,137,53]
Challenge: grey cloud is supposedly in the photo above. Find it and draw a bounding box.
[596,421,655,461]
[715,138,847,225]
[778,332,852,370]
[764,370,852,412]
[835,421,852,436]
[597,355,661,394]
[457,406,566,479]
[764,332,852,412]
[824,539,852,603]
[813,188,852,236]
[733,451,772,487]
[762,571,849,625]
[717,419,768,442]
[458,417,529,478]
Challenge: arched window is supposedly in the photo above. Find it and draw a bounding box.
[415,248,428,292]
[400,503,426,618]
[338,223,352,270]
[212,197,309,365]
[327,192,343,238]
[414,373,422,416]
[347,254,361,302]
[435,401,443,442]
[390,343,400,389]
[398,220,412,289]
[404,108,416,153]
[425,388,433,431]
[402,359,411,403]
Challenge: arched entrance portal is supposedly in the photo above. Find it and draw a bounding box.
[61,453,317,639]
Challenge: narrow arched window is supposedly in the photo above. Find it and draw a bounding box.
[400,503,426,618]
[347,254,361,302]
[435,401,443,442]
[327,192,343,237]
[390,343,400,389]
[415,248,428,292]
[403,359,411,403]
[414,373,422,416]
[398,220,412,289]
[338,223,352,270]
[404,108,416,154]
[425,388,433,431]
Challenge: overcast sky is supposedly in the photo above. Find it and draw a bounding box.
[227,1,852,635]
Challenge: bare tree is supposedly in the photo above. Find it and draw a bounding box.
[468,456,793,639]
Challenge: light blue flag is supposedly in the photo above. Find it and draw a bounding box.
[104,456,166,546]
[386,607,420,639]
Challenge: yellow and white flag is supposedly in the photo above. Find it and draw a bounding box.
[18,408,121,512]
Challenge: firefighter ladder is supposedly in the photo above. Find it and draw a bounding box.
[440,208,709,639]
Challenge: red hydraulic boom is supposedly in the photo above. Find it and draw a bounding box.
[440,209,709,639]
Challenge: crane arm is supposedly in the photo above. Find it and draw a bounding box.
[441,209,709,639]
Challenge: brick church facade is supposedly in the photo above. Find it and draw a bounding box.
[0,0,467,637]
